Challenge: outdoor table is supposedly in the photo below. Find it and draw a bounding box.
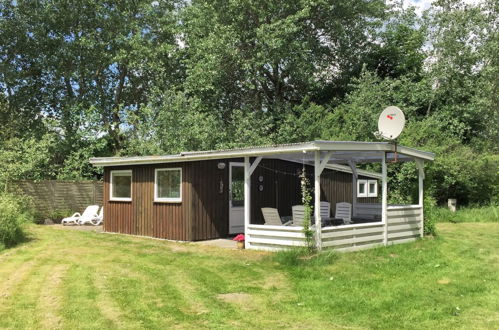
[313,217,345,227]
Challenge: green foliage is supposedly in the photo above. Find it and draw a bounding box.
[423,195,438,236]
[367,5,426,78]
[0,0,180,152]
[32,209,74,225]
[0,134,60,186]
[56,138,107,180]
[0,193,33,249]
[299,169,314,253]
[182,0,386,115]
[0,0,496,208]
[427,205,499,224]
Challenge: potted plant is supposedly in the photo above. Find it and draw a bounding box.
[233,234,245,249]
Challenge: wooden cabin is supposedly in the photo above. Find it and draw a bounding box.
[90,141,434,251]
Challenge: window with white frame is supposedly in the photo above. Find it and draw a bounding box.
[357,179,368,197]
[357,179,378,198]
[155,168,182,202]
[110,170,132,201]
[368,180,378,197]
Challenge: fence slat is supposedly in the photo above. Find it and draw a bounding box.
[8,180,103,220]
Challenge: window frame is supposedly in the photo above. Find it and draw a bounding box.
[357,179,368,198]
[154,168,182,203]
[110,170,133,202]
[367,179,378,197]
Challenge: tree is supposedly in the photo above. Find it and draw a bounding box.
[182,0,386,122]
[0,0,181,153]
[366,4,427,79]
[425,0,499,146]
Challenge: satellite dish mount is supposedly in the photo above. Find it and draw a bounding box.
[375,106,406,163]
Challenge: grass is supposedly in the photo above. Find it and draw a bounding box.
[0,223,498,329]
[428,205,499,223]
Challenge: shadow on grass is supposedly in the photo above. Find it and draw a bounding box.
[0,229,36,252]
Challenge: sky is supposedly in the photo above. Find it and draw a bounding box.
[406,0,481,15]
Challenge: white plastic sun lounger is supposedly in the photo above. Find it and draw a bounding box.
[77,205,101,226]
[90,207,104,226]
[61,205,99,226]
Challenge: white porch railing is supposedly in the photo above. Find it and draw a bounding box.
[322,223,385,252]
[245,204,424,252]
[245,224,307,251]
[386,205,423,245]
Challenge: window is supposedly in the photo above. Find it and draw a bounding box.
[110,170,132,201]
[368,180,378,197]
[358,179,378,198]
[357,179,368,197]
[230,165,244,207]
[155,168,182,202]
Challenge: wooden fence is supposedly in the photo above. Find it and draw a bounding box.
[7,180,103,220]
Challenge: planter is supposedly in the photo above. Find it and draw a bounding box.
[236,241,245,249]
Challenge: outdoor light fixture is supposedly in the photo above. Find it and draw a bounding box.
[217,162,226,170]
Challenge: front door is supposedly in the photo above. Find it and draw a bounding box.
[229,163,245,234]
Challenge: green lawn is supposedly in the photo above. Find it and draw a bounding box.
[1,223,498,329]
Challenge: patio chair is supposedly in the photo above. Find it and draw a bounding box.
[261,208,291,226]
[320,201,331,220]
[335,202,352,225]
[90,207,104,226]
[291,205,306,226]
[61,205,99,226]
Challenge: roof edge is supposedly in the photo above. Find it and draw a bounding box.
[89,141,435,167]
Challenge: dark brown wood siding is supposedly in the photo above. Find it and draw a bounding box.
[104,163,192,240]
[103,158,379,241]
[250,160,378,224]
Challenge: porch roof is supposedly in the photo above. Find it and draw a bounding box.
[89,140,435,167]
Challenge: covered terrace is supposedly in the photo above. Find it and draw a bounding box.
[240,141,435,252]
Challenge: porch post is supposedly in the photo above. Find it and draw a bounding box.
[349,161,358,217]
[244,157,251,248]
[416,159,425,237]
[381,153,388,246]
[314,151,322,251]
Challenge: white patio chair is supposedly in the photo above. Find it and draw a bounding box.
[62,205,99,226]
[335,202,352,225]
[261,208,291,226]
[292,205,307,226]
[91,207,104,226]
[320,201,331,220]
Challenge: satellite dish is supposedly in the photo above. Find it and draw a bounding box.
[377,106,405,140]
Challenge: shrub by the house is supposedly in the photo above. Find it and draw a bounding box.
[0,193,33,249]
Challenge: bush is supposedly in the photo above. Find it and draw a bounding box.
[426,205,499,224]
[47,209,73,224]
[0,193,34,249]
[423,196,438,236]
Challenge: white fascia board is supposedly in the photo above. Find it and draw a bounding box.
[89,142,319,167]
[315,141,435,161]
[395,146,435,161]
[314,141,390,152]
